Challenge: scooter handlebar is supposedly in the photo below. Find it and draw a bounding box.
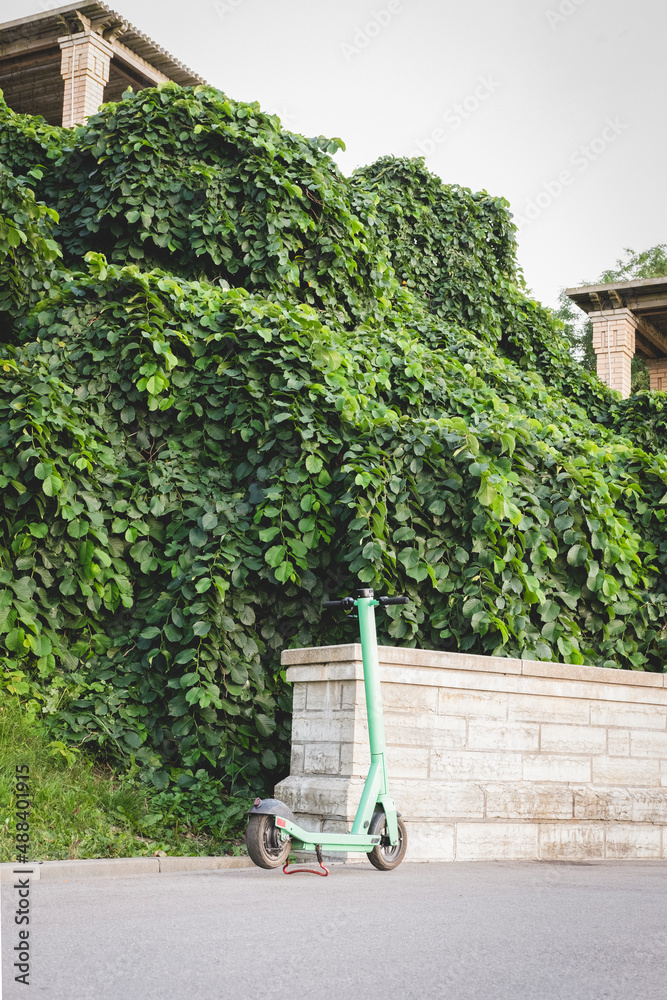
[323,597,355,610]
[323,595,409,608]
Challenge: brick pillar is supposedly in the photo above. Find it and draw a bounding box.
[646,358,667,391]
[590,309,636,398]
[59,31,113,128]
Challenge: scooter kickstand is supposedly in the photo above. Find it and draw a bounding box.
[282,844,329,877]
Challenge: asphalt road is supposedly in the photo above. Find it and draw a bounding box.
[2,860,667,1000]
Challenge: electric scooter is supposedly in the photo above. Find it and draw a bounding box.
[246,588,409,874]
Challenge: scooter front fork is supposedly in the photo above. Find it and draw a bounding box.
[377,793,400,846]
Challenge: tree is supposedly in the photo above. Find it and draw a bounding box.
[553,288,596,372]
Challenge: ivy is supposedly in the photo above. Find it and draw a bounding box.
[1,83,667,797]
[0,166,61,330]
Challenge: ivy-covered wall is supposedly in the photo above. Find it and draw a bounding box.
[1,84,667,798]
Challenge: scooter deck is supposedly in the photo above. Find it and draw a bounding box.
[274,815,382,853]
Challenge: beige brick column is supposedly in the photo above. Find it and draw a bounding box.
[590,309,636,398]
[646,357,667,391]
[59,31,113,128]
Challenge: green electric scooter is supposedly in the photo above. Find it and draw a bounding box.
[245,588,409,875]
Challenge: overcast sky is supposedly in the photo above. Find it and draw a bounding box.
[6,0,667,309]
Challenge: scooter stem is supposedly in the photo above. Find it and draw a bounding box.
[356,591,388,793]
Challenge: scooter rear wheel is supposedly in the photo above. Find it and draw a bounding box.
[367,809,407,871]
[245,813,291,869]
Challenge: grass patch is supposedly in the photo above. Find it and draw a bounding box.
[0,698,251,862]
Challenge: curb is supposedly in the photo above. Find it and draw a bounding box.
[0,855,254,882]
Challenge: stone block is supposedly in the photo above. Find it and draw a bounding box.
[385,746,429,779]
[648,357,667,392]
[339,741,370,776]
[320,819,349,833]
[522,659,609,684]
[523,754,591,783]
[539,823,605,860]
[379,647,522,675]
[381,683,438,714]
[391,780,485,819]
[573,787,634,821]
[291,715,355,744]
[303,743,340,775]
[630,730,667,758]
[294,813,323,833]
[540,724,607,755]
[594,684,667,707]
[285,662,361,684]
[590,704,667,730]
[430,749,522,782]
[290,742,305,775]
[607,730,630,756]
[456,823,539,860]
[384,712,467,749]
[410,668,524,695]
[438,689,509,720]
[606,824,662,859]
[340,680,363,710]
[593,757,660,787]
[508,693,590,725]
[403,821,455,861]
[467,721,539,751]
[282,643,360,666]
[630,790,667,823]
[485,783,573,820]
[274,775,361,819]
[306,681,342,711]
[291,684,306,712]
[524,659,662,688]
[574,787,667,823]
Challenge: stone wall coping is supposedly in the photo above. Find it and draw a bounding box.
[282,644,666,689]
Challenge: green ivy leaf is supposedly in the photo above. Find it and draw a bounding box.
[140,626,161,640]
[42,473,63,497]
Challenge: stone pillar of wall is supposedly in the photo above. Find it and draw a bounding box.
[590,309,636,398]
[59,31,113,128]
[646,357,667,392]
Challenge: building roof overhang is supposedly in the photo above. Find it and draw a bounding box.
[566,276,667,346]
[0,2,208,88]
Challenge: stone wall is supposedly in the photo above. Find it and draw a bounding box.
[274,644,667,861]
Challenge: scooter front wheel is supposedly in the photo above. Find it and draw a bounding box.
[367,809,408,871]
[245,813,292,869]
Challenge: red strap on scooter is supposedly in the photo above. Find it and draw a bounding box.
[282,844,329,876]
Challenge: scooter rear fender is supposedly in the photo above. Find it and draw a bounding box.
[247,797,297,826]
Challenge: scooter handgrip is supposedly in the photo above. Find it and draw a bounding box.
[378,596,409,606]
[323,596,355,609]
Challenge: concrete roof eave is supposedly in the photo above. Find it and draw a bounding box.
[0,2,208,88]
[566,275,667,312]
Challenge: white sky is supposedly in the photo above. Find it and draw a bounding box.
[5,0,667,308]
